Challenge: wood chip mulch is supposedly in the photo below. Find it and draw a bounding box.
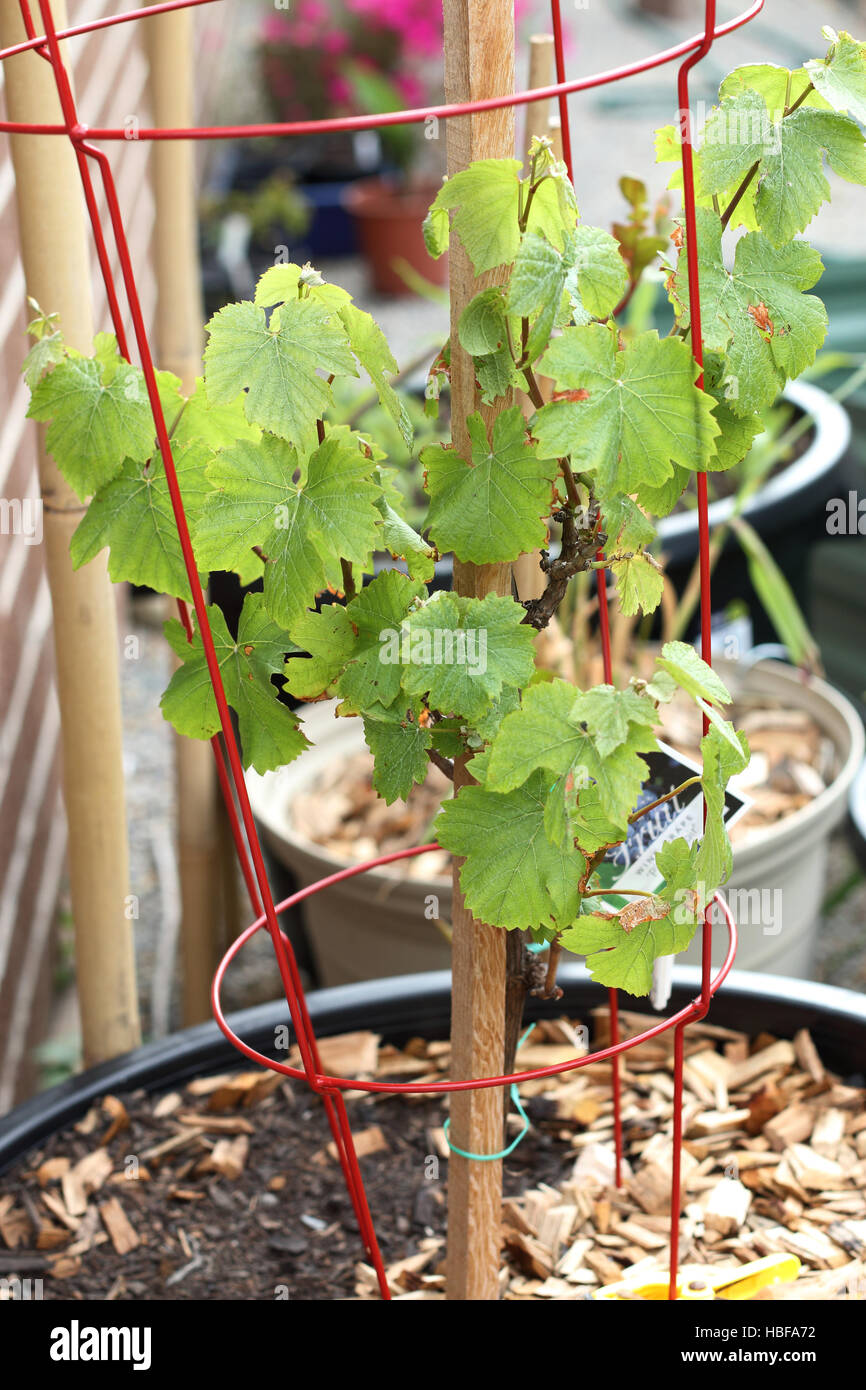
[291,700,837,883]
[1,1013,864,1301]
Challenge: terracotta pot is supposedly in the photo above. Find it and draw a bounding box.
[343,176,448,296]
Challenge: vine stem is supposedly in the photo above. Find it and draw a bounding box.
[719,161,758,230]
[522,363,583,512]
[628,776,701,824]
[718,80,815,231]
[427,747,454,781]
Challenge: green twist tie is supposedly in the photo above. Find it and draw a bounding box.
[443,1024,534,1162]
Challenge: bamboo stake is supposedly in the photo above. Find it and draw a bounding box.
[0,0,140,1063]
[444,0,514,1303]
[144,5,220,1025]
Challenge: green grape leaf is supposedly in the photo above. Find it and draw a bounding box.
[337,570,426,710]
[655,836,703,907]
[173,377,261,450]
[805,31,866,125]
[254,262,353,313]
[486,677,658,826]
[363,709,432,804]
[422,407,554,564]
[701,354,764,472]
[469,683,521,744]
[566,225,629,320]
[283,604,356,700]
[194,432,383,630]
[719,63,820,113]
[569,684,658,757]
[27,354,157,500]
[507,232,565,317]
[506,225,627,358]
[695,723,750,890]
[486,678,585,790]
[160,594,308,774]
[666,208,827,417]
[569,781,630,855]
[635,462,690,518]
[610,554,665,617]
[656,640,732,706]
[698,89,866,245]
[458,288,509,356]
[475,346,521,404]
[22,328,65,388]
[70,438,211,600]
[457,288,519,402]
[698,700,750,761]
[374,494,436,582]
[601,495,655,551]
[399,590,536,722]
[337,302,413,450]
[422,203,450,259]
[424,161,524,273]
[534,325,719,499]
[203,299,357,448]
[436,770,584,931]
[423,157,575,275]
[560,896,694,996]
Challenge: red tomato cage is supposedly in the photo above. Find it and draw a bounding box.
[1,0,763,1300]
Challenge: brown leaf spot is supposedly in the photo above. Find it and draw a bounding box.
[617,894,670,934]
[747,301,774,336]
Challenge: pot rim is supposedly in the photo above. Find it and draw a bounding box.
[2,964,865,1173]
[656,378,850,547]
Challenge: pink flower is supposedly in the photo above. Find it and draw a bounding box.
[322,31,349,55]
[328,75,352,105]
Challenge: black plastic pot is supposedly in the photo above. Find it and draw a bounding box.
[2,965,865,1174]
[656,379,852,645]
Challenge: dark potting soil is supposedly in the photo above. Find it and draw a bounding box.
[0,1077,569,1301]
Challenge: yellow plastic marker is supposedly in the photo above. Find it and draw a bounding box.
[594,1254,801,1301]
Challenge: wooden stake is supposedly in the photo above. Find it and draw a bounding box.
[444,0,514,1303]
[513,33,555,607]
[505,35,560,1093]
[0,0,140,1063]
[144,6,220,1025]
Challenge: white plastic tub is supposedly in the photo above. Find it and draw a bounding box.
[247,661,864,986]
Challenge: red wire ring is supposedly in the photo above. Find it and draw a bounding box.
[211,843,738,1095]
[0,0,765,137]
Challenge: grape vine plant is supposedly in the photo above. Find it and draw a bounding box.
[23,28,866,999]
